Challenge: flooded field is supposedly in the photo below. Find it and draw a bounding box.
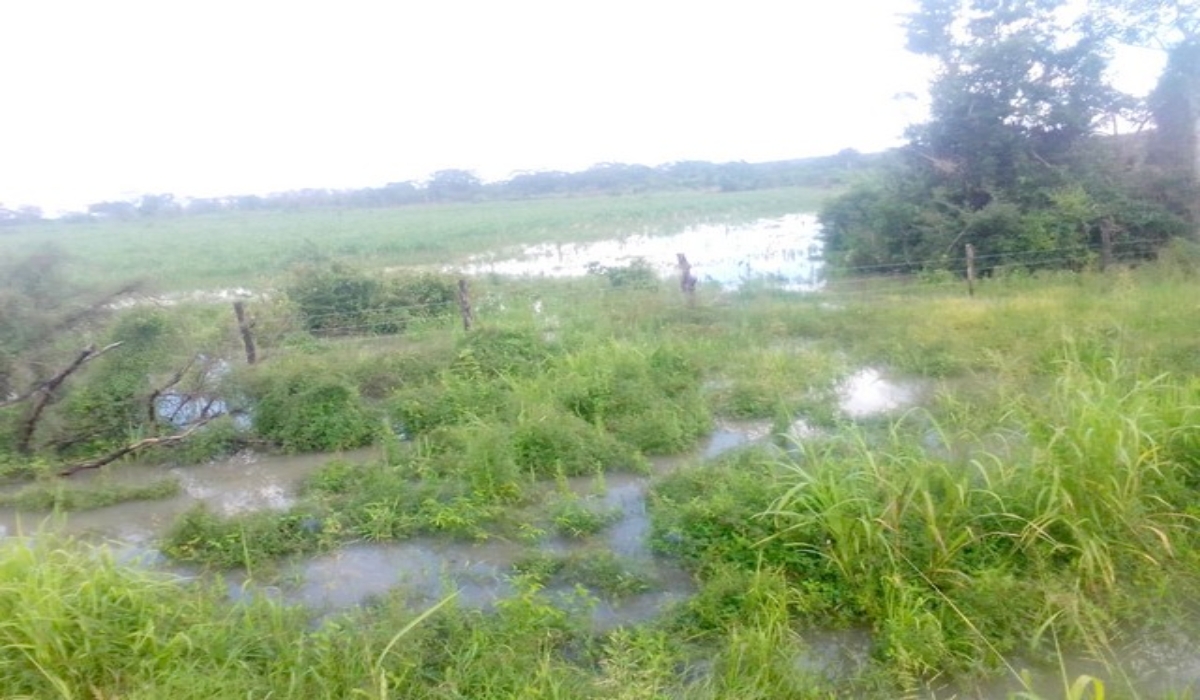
[3,362,1196,697]
[462,214,823,290]
[0,367,921,628]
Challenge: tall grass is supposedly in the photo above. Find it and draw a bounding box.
[763,348,1199,683]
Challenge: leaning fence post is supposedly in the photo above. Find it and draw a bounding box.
[457,278,475,331]
[677,253,697,305]
[965,244,977,297]
[232,300,257,364]
[1099,217,1115,272]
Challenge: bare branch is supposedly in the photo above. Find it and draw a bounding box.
[7,342,123,454]
[58,416,216,477]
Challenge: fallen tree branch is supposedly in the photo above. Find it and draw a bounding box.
[58,415,216,477]
[1,342,124,411]
[13,342,124,454]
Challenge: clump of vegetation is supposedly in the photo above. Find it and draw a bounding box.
[287,262,457,336]
[250,360,379,452]
[553,343,710,454]
[514,549,655,600]
[546,492,622,538]
[162,505,331,569]
[586,258,661,289]
[0,477,179,512]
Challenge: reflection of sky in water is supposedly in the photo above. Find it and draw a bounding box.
[838,368,921,418]
[462,214,823,290]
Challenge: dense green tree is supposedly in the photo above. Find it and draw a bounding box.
[821,0,1192,273]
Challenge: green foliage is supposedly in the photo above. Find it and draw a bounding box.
[451,325,557,378]
[514,550,654,599]
[586,258,661,289]
[166,415,243,464]
[286,262,456,336]
[553,343,710,453]
[56,309,183,454]
[821,0,1193,275]
[162,505,328,568]
[251,364,379,452]
[547,492,622,538]
[510,408,643,477]
[649,449,825,580]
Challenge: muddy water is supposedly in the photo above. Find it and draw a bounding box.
[256,421,773,627]
[462,214,823,290]
[0,447,382,546]
[0,369,911,620]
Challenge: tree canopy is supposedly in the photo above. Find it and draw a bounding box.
[820,0,1198,274]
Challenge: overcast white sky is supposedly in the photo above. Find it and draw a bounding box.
[0,0,1167,213]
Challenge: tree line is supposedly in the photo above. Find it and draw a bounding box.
[1,153,876,225]
[820,0,1200,274]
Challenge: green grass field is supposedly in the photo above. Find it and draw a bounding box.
[0,188,828,291]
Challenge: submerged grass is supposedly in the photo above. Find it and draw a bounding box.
[0,477,179,512]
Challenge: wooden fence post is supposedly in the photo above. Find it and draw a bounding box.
[1099,217,1115,272]
[233,301,257,365]
[457,278,475,331]
[677,253,697,305]
[965,244,976,297]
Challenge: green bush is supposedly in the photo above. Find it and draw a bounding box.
[585,258,661,289]
[287,262,456,336]
[451,326,557,378]
[554,343,709,453]
[254,374,378,452]
[57,309,182,454]
[162,505,328,568]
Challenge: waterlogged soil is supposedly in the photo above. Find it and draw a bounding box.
[224,421,771,629]
[0,368,915,604]
[461,213,824,290]
[5,372,1192,694]
[0,448,380,549]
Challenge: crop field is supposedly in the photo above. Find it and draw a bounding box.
[2,190,1200,698]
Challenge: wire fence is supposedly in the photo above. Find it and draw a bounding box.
[220,233,1183,351]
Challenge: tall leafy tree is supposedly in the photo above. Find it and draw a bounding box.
[906,0,1118,210]
[821,0,1192,273]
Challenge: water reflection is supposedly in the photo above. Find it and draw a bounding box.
[462,214,824,290]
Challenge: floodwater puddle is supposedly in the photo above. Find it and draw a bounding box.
[837,367,922,418]
[255,419,772,628]
[462,214,824,290]
[0,447,381,544]
[0,421,770,630]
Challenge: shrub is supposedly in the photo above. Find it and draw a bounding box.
[254,374,378,452]
[287,262,456,336]
[586,258,660,289]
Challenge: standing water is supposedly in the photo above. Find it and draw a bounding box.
[462,214,823,290]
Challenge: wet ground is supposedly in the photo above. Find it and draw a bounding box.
[3,368,1194,696]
